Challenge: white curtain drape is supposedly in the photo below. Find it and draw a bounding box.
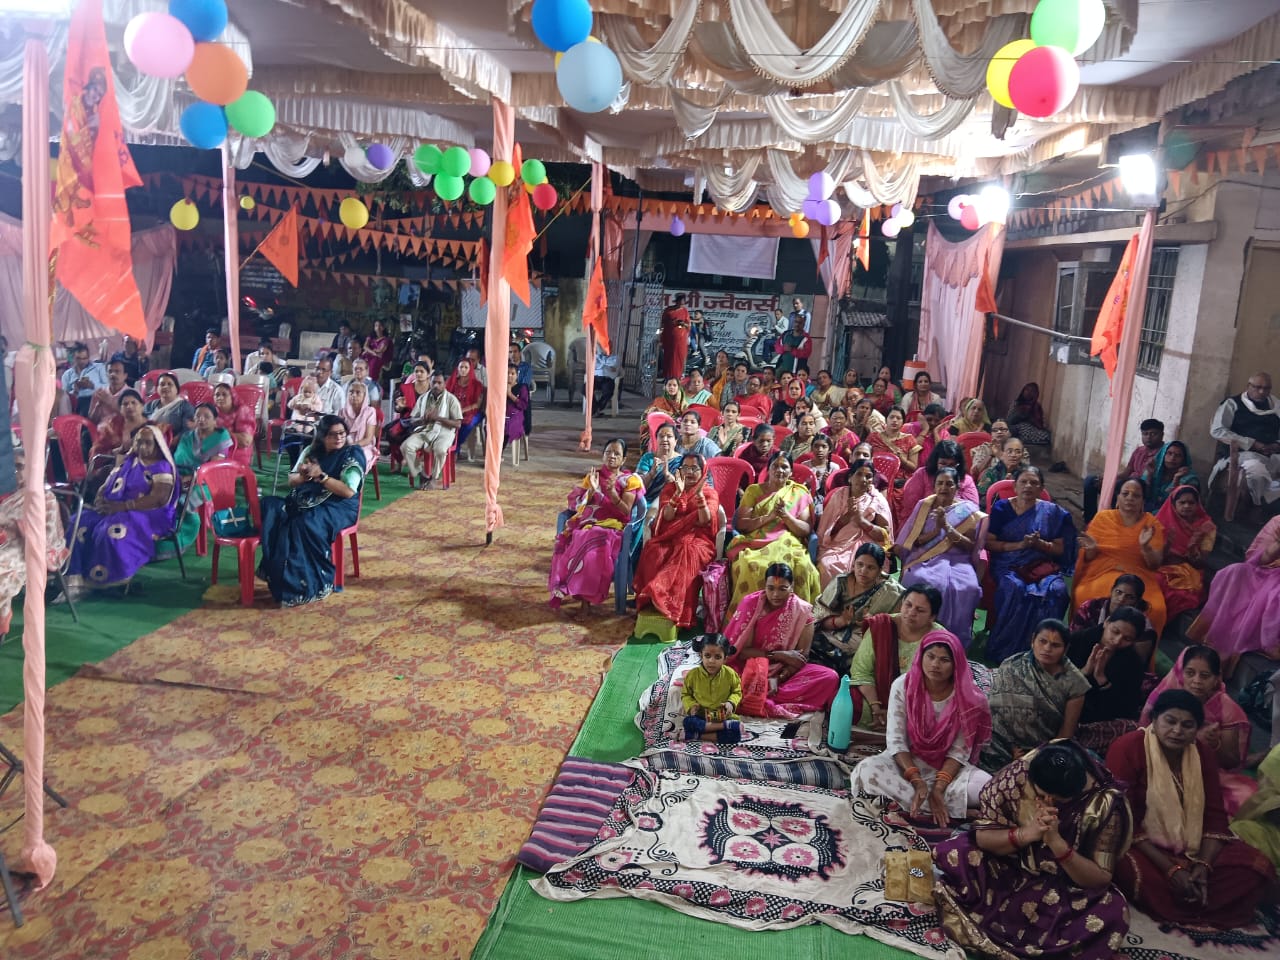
[763,89,869,143]
[887,81,974,139]
[671,89,729,140]
[598,2,700,86]
[726,0,881,88]
[700,154,763,212]
[912,0,1024,98]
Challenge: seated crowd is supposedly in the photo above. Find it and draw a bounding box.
[548,356,1280,943]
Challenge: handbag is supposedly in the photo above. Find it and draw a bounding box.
[1016,559,1059,584]
[883,848,934,904]
[211,504,255,537]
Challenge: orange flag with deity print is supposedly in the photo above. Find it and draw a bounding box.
[50,0,146,339]
[583,255,611,354]
[1090,232,1139,381]
[257,207,299,286]
[503,146,536,307]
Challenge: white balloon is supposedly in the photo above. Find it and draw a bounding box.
[882,219,901,238]
[947,195,969,220]
[897,209,916,228]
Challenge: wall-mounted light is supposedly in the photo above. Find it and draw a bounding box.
[1119,153,1159,207]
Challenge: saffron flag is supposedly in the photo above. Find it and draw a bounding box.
[50,0,146,339]
[257,208,299,286]
[975,252,998,314]
[476,239,489,307]
[817,223,829,276]
[583,255,611,354]
[1090,232,1139,380]
[503,146,536,307]
[855,209,871,272]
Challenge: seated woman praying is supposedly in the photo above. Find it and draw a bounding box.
[810,542,903,676]
[976,436,1027,505]
[1006,382,1051,446]
[934,740,1133,960]
[815,457,892,587]
[723,562,839,719]
[1140,646,1258,816]
[341,380,380,472]
[736,422,775,480]
[65,425,178,590]
[143,373,194,441]
[981,619,1089,770]
[1154,484,1216,622]
[548,438,642,615]
[897,439,979,529]
[257,415,364,608]
[633,454,720,629]
[869,407,921,479]
[636,421,680,501]
[709,400,750,456]
[1070,572,1159,665]
[725,451,820,613]
[1142,440,1200,513]
[212,382,257,465]
[848,585,946,733]
[1108,690,1279,929]
[984,466,1077,664]
[1187,514,1280,659]
[1066,605,1148,751]
[967,418,1009,477]
[851,631,993,827]
[680,634,742,743]
[896,467,986,643]
[173,402,233,479]
[1073,477,1168,638]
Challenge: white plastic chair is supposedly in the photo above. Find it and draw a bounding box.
[524,342,555,405]
[567,337,588,405]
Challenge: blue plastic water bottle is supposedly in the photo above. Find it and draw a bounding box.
[828,675,853,751]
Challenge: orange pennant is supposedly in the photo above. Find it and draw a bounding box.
[1091,232,1139,383]
[583,255,610,354]
[502,145,536,307]
[257,207,299,286]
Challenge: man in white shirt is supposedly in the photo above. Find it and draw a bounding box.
[402,372,463,488]
[88,359,131,423]
[344,358,382,405]
[1209,371,1280,508]
[313,358,345,416]
[60,342,108,416]
[243,338,275,376]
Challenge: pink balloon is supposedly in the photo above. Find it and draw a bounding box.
[469,148,491,178]
[124,12,195,79]
[947,195,970,220]
[532,182,558,211]
[960,204,981,230]
[1008,45,1080,119]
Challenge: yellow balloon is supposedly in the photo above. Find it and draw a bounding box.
[488,160,515,187]
[169,199,199,231]
[339,197,370,230]
[792,220,810,238]
[239,196,255,210]
[986,39,1037,110]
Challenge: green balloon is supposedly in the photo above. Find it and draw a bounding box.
[435,174,465,202]
[224,90,275,139]
[1029,0,1106,57]
[441,146,471,178]
[414,144,442,175]
[468,176,497,205]
[521,158,547,186]
[1163,131,1199,170]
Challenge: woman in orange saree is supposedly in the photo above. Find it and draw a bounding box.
[633,455,721,628]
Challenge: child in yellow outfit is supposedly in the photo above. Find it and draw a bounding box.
[681,634,743,743]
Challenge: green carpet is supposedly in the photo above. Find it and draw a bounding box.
[0,463,416,714]
[472,639,919,960]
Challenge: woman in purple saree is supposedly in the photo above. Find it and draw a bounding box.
[66,425,179,588]
[896,467,986,643]
[548,438,643,614]
[986,466,1077,663]
[934,740,1133,960]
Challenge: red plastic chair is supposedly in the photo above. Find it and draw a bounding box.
[646,410,676,450]
[772,424,793,445]
[757,460,814,488]
[370,407,384,500]
[985,478,1053,510]
[686,403,722,431]
[872,452,901,490]
[331,491,363,589]
[195,461,262,607]
[179,381,214,407]
[956,431,992,474]
[416,446,457,490]
[231,383,266,468]
[705,456,755,500]
[49,414,98,492]
[138,369,166,400]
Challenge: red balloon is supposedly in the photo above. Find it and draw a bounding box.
[1008,45,1080,119]
[532,182,558,211]
[960,204,980,231]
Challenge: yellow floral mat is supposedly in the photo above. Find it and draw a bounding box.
[0,467,630,958]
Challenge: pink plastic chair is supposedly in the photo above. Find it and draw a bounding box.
[231,383,266,468]
[179,381,214,407]
[49,414,98,492]
[646,410,676,450]
[195,461,262,607]
[686,403,722,431]
[705,456,755,500]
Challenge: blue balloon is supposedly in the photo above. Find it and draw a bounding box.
[556,42,623,114]
[180,101,227,150]
[169,0,228,43]
[531,0,592,53]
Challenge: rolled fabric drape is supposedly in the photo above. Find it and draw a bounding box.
[598,2,700,86]
[763,89,869,143]
[338,132,414,184]
[912,0,1024,98]
[726,0,881,88]
[887,81,974,140]
[671,88,729,140]
[700,154,764,212]
[483,97,515,536]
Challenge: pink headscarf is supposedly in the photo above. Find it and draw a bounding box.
[1139,648,1250,766]
[903,630,992,769]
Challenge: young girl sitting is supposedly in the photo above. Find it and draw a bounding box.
[284,376,322,440]
[680,634,743,743]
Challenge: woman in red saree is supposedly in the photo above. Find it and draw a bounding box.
[363,319,393,383]
[1155,484,1216,621]
[1107,689,1277,928]
[548,438,643,614]
[446,357,486,453]
[633,454,720,628]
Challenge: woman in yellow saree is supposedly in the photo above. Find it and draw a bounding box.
[725,451,820,615]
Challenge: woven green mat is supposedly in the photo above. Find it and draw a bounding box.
[472,638,918,960]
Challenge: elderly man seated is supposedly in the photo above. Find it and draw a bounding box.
[1210,371,1280,512]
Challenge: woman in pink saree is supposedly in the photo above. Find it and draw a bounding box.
[724,561,840,719]
[1187,515,1280,659]
[816,457,893,587]
[548,438,642,614]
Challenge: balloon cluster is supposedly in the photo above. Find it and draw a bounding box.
[531,0,625,114]
[410,145,559,211]
[801,172,841,227]
[985,0,1104,118]
[945,186,1011,232]
[126,0,276,150]
[879,202,917,238]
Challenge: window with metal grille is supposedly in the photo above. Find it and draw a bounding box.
[1137,246,1179,375]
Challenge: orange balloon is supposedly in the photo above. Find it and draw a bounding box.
[186,43,248,106]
